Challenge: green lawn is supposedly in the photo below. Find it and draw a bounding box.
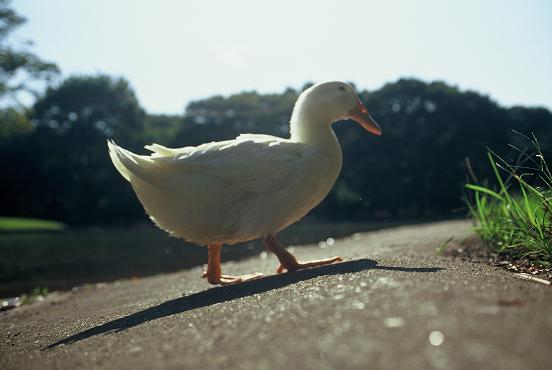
[0,217,66,232]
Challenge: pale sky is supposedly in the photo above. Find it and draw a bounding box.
[13,0,552,114]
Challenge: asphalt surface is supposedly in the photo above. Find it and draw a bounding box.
[1,220,551,370]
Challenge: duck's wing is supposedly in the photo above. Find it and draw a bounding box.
[144,134,277,157]
[157,134,310,194]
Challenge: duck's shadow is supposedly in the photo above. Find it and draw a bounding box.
[45,259,442,349]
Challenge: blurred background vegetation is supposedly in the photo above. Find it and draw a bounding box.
[4,72,550,227]
[0,1,551,296]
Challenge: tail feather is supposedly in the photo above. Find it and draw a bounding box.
[107,140,156,184]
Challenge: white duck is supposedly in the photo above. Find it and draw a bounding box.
[108,81,382,285]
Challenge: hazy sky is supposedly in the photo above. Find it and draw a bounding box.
[13,0,552,114]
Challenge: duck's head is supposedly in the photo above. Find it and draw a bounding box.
[291,81,382,137]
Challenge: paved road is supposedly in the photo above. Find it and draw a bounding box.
[1,220,551,370]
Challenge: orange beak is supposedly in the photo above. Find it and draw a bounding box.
[349,97,382,136]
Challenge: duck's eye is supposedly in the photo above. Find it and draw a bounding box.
[337,86,346,92]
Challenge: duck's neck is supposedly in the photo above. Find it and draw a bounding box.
[289,102,343,170]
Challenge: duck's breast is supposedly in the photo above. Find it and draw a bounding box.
[235,146,340,239]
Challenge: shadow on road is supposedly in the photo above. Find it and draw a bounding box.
[45,259,443,349]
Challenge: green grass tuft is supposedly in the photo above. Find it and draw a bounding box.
[0,217,66,232]
[465,134,552,265]
[21,286,49,305]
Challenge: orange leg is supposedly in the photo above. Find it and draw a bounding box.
[202,243,263,285]
[263,234,343,273]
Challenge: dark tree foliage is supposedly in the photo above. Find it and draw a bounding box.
[0,0,58,102]
[321,80,551,220]
[1,76,551,226]
[144,114,184,145]
[332,79,512,219]
[1,75,147,225]
[0,106,31,139]
[171,88,298,146]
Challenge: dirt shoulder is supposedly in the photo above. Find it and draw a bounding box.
[1,220,551,370]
